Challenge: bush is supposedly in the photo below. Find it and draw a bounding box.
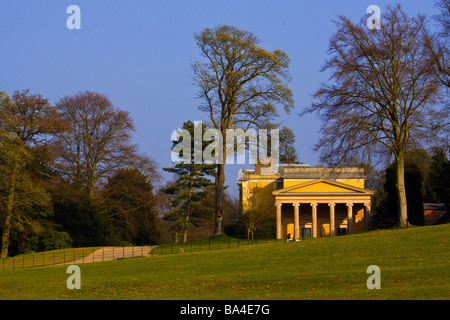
[38,230,73,251]
[53,200,116,247]
[17,236,40,254]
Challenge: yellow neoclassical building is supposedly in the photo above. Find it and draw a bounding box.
[237,159,374,239]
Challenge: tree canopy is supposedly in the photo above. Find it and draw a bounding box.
[193,25,294,234]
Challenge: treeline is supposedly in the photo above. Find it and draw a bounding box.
[372,148,450,225]
[1,89,448,258]
[0,89,272,258]
[0,90,164,258]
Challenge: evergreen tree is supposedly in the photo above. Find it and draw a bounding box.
[426,148,450,208]
[101,168,161,245]
[162,121,216,243]
[279,126,299,164]
[52,194,116,247]
[373,160,425,225]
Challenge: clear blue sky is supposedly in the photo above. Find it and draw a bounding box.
[0,0,440,197]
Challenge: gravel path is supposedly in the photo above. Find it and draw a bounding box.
[66,246,156,265]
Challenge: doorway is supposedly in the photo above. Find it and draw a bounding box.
[302,228,311,238]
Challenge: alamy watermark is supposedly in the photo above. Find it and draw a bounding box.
[66,5,81,30]
[366,265,381,289]
[367,5,381,30]
[170,121,279,165]
[66,265,81,289]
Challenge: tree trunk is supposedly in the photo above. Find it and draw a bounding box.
[183,178,193,243]
[0,160,18,258]
[213,162,225,235]
[0,213,12,258]
[87,168,96,201]
[213,125,227,236]
[182,214,189,243]
[395,155,408,227]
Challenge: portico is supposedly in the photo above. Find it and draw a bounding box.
[272,179,373,239]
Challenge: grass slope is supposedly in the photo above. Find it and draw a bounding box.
[0,224,449,300]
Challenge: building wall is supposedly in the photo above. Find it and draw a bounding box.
[239,169,369,236]
[283,179,365,189]
[241,177,366,213]
[240,178,277,213]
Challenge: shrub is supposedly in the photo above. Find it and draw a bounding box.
[38,230,73,251]
[17,236,40,254]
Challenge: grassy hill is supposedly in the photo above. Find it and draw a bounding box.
[0,224,449,300]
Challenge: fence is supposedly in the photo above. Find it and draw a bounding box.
[369,218,399,230]
[1,246,150,271]
[0,236,285,271]
[2,218,448,271]
[369,216,442,230]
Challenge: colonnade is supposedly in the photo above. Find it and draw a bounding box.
[275,202,371,239]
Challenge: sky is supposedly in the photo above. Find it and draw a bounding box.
[0,0,441,197]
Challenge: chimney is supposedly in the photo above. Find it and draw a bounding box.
[255,158,274,175]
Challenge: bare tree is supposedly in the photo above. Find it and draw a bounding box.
[239,186,274,240]
[429,0,450,111]
[0,90,63,145]
[192,25,294,235]
[303,5,447,227]
[424,1,450,92]
[434,0,450,37]
[55,91,138,200]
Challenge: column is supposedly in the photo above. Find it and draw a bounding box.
[276,203,282,239]
[293,203,300,240]
[328,203,336,236]
[364,203,371,232]
[346,203,353,235]
[311,203,318,238]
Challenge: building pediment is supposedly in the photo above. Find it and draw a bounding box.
[272,179,374,195]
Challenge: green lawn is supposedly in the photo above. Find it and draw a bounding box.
[0,224,449,300]
[149,235,279,255]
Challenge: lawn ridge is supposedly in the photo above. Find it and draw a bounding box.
[0,224,449,300]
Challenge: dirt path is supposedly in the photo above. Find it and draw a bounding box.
[66,246,156,265]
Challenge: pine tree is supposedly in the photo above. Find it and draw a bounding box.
[162,121,216,243]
